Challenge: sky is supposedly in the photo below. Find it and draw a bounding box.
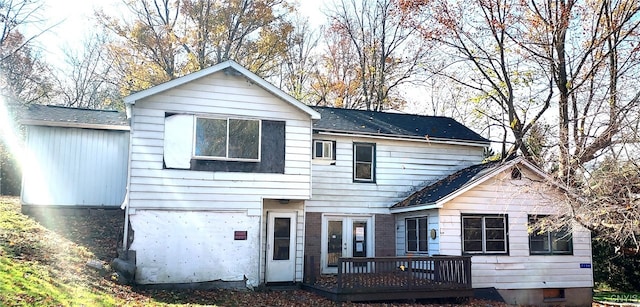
[33,0,326,68]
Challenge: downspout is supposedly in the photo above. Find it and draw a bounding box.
[121,104,134,250]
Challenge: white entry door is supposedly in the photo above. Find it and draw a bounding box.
[266,212,296,282]
[322,216,372,274]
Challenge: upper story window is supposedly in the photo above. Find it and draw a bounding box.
[313,140,336,160]
[353,142,375,182]
[529,215,572,255]
[462,215,508,255]
[406,216,428,253]
[194,117,261,161]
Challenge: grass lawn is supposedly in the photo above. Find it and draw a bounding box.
[594,290,640,305]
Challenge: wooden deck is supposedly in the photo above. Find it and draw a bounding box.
[302,256,473,302]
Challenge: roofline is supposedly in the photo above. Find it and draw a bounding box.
[123,60,321,120]
[316,130,490,147]
[389,203,442,213]
[21,119,130,131]
[390,157,559,214]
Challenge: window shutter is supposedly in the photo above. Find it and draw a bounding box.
[164,114,194,169]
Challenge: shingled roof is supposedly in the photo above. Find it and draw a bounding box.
[311,106,489,144]
[20,104,129,130]
[391,160,503,210]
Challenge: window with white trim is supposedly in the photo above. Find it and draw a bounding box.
[194,117,260,161]
[313,140,335,160]
[353,143,375,182]
[406,216,428,253]
[462,215,508,254]
[529,215,572,255]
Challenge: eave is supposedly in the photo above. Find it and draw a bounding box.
[20,119,130,131]
[315,130,490,148]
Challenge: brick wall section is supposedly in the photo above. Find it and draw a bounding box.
[375,214,396,257]
[304,212,322,281]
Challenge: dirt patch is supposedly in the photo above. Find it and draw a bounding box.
[26,207,124,261]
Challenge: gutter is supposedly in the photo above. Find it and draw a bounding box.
[21,119,130,131]
[316,131,489,148]
[389,203,442,214]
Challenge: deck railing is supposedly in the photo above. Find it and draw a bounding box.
[304,255,472,293]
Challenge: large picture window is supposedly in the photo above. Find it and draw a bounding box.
[462,215,508,254]
[529,215,572,255]
[353,143,375,182]
[406,217,428,253]
[194,117,260,161]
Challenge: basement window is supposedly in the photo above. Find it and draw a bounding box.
[543,288,565,302]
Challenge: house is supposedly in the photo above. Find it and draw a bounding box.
[121,60,320,288]
[19,104,129,214]
[303,106,489,273]
[109,60,590,305]
[390,157,593,306]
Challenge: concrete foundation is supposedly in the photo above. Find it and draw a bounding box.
[497,287,593,307]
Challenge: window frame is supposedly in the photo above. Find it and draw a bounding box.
[193,116,262,162]
[528,215,573,255]
[461,214,509,255]
[313,140,336,160]
[405,216,429,254]
[353,142,376,183]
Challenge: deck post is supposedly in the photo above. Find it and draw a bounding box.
[337,258,343,292]
[464,256,472,287]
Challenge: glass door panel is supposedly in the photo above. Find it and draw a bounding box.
[327,220,343,267]
[352,221,367,258]
[273,217,291,260]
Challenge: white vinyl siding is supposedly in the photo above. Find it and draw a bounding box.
[437,167,593,289]
[22,126,128,207]
[308,136,484,214]
[128,72,314,210]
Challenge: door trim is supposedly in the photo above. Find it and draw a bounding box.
[320,214,374,274]
[265,211,297,283]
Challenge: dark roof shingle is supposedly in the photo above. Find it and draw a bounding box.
[20,104,128,127]
[392,160,502,209]
[311,106,488,143]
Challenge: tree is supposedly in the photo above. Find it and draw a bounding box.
[312,23,361,108]
[400,0,551,159]
[96,0,295,95]
[96,0,181,95]
[520,0,640,183]
[320,0,430,111]
[0,0,55,103]
[275,14,321,103]
[55,34,121,109]
[402,0,640,248]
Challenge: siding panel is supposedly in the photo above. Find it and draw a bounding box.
[22,126,128,207]
[307,135,484,213]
